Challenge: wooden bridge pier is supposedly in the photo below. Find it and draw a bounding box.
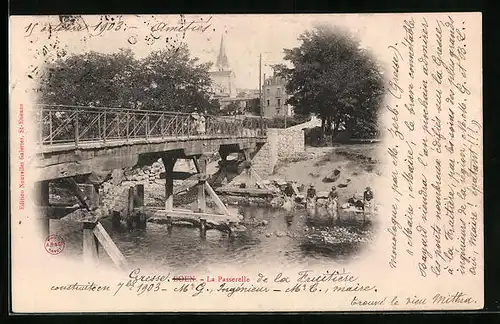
[126,184,146,229]
[34,181,50,239]
[141,151,239,237]
[32,104,268,268]
[34,176,128,270]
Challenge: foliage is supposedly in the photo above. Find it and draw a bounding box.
[274,25,385,139]
[220,101,243,115]
[246,98,261,115]
[264,114,311,128]
[38,45,220,114]
[241,114,311,129]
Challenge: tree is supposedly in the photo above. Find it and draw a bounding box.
[220,101,242,115]
[275,25,385,139]
[135,44,220,114]
[38,45,220,114]
[38,49,141,107]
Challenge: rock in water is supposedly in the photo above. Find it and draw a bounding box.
[322,169,341,183]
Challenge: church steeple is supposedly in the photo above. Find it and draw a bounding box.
[216,35,230,71]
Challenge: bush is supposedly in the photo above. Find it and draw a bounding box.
[350,120,379,139]
[264,114,311,128]
[304,126,326,147]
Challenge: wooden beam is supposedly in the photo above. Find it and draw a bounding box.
[170,171,205,180]
[249,166,269,190]
[215,187,276,197]
[162,156,177,211]
[218,151,229,185]
[200,218,207,238]
[37,205,81,219]
[242,149,252,184]
[79,184,100,210]
[34,181,50,206]
[127,186,134,221]
[205,182,231,216]
[196,157,207,213]
[93,222,128,270]
[134,184,144,207]
[63,178,92,211]
[149,209,238,225]
[34,181,50,238]
[83,222,99,267]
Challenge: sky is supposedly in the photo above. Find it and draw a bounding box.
[11,14,408,90]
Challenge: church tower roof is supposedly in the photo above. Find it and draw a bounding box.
[216,35,230,71]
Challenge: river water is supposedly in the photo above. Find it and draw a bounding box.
[52,205,375,272]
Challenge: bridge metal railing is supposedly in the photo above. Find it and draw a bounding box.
[34,104,267,147]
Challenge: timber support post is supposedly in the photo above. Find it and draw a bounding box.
[83,221,99,266]
[80,184,99,210]
[218,150,229,185]
[126,186,134,229]
[162,155,177,212]
[195,156,207,236]
[194,156,207,213]
[63,178,93,211]
[200,218,207,238]
[34,181,50,239]
[242,149,253,184]
[134,184,146,229]
[126,184,146,229]
[111,210,121,228]
[166,216,173,233]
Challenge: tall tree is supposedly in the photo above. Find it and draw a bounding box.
[38,45,220,114]
[275,25,385,139]
[135,44,219,114]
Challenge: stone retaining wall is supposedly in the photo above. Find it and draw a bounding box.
[253,116,321,177]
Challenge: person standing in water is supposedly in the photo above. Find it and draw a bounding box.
[306,184,317,216]
[327,185,339,222]
[363,186,374,215]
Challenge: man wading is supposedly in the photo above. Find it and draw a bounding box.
[306,184,317,216]
[327,185,339,222]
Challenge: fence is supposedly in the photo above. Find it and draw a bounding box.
[34,104,267,147]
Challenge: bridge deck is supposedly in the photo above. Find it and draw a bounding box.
[39,134,266,154]
[33,104,267,181]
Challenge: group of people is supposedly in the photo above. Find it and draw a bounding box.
[305,184,374,220]
[190,109,207,135]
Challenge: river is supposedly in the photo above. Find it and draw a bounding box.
[51,205,375,271]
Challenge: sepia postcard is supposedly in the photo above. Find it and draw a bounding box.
[9,13,483,312]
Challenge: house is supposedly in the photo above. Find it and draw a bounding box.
[261,72,292,118]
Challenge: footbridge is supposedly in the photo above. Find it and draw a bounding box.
[31,104,269,269]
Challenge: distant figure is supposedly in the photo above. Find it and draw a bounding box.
[306,183,317,199]
[190,110,200,134]
[327,185,339,222]
[363,186,374,215]
[328,185,338,200]
[283,183,295,197]
[198,113,206,135]
[306,184,317,216]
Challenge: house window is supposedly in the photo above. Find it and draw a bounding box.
[277,98,281,107]
[267,100,270,106]
[277,87,282,96]
[267,88,270,95]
